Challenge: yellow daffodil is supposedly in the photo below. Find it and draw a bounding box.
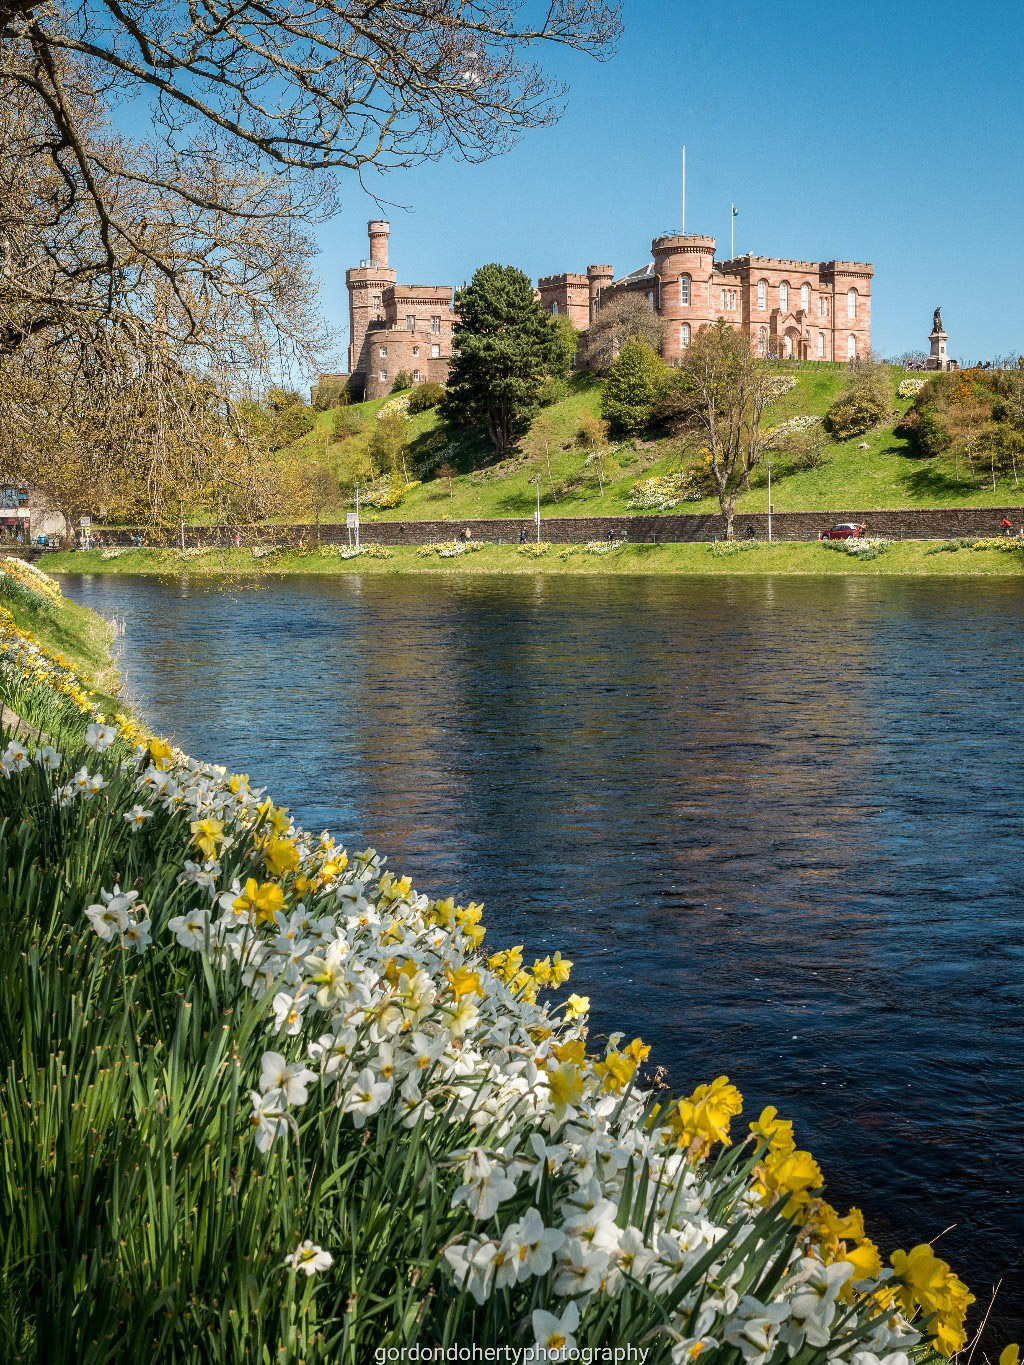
[445,967,481,1002]
[264,837,299,877]
[232,878,285,924]
[546,1061,584,1116]
[564,993,590,1021]
[190,817,225,859]
[667,1076,744,1157]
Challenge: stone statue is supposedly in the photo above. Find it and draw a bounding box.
[932,306,943,334]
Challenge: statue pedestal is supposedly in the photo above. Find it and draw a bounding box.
[926,328,951,371]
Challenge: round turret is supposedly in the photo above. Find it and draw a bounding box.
[368,220,390,267]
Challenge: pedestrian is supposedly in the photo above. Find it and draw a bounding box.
[1001,517,1013,536]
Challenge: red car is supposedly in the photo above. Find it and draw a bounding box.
[820,522,867,540]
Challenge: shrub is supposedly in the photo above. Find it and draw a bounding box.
[391,370,414,393]
[408,382,446,414]
[822,388,889,440]
[600,339,666,436]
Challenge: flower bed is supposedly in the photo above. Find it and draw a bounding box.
[898,378,928,399]
[418,540,485,559]
[0,556,63,603]
[0,605,983,1363]
[765,415,822,447]
[517,541,551,558]
[821,537,893,561]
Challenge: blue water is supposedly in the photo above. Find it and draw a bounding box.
[60,571,1024,1339]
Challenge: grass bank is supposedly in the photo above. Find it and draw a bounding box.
[43,539,1024,578]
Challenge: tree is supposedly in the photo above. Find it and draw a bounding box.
[584,294,667,373]
[549,314,579,378]
[661,320,775,540]
[368,410,410,480]
[600,339,665,436]
[443,264,559,455]
[823,362,892,439]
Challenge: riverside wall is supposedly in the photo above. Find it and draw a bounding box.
[81,506,1024,548]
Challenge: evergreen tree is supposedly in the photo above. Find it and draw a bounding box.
[443,264,559,454]
[600,339,666,435]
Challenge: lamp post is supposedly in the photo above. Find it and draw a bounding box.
[766,462,773,542]
[355,481,361,550]
[534,475,541,543]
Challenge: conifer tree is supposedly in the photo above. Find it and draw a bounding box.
[443,265,559,454]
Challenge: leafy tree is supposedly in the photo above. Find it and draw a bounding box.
[584,294,667,373]
[367,410,410,479]
[548,314,579,378]
[600,339,666,436]
[443,264,560,455]
[392,371,414,393]
[658,320,775,540]
[823,362,892,439]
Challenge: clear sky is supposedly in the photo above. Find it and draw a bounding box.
[313,0,1023,370]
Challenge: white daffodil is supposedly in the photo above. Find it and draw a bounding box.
[259,1051,317,1105]
[87,772,107,795]
[285,1240,333,1277]
[305,941,349,1007]
[722,1297,791,1364]
[502,1207,564,1285]
[443,1237,498,1306]
[36,745,62,770]
[84,722,117,752]
[271,990,307,1035]
[451,1149,518,1221]
[551,1236,609,1298]
[341,1068,393,1127]
[167,908,210,950]
[85,900,131,941]
[249,1088,290,1153]
[121,917,152,954]
[2,741,30,772]
[124,804,154,831]
[531,1301,579,1359]
[561,1195,621,1254]
[787,1258,855,1349]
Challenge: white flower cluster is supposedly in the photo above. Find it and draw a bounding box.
[897,378,928,399]
[766,415,821,447]
[0,610,948,1364]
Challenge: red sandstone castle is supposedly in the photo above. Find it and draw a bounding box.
[539,236,873,365]
[333,220,872,402]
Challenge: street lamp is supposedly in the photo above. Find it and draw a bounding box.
[533,475,541,543]
[766,462,773,543]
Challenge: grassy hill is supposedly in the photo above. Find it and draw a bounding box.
[284,363,1023,523]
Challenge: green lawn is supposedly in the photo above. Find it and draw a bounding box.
[43,540,1024,578]
[0,577,120,709]
[278,363,1024,524]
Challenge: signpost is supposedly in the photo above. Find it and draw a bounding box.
[346,511,359,549]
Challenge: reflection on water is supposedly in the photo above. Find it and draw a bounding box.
[60,571,1024,1336]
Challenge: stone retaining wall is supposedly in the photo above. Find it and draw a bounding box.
[85,505,1024,549]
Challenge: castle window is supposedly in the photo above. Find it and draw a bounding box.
[720,289,726,310]
[379,346,388,358]
[680,274,691,306]
[757,280,767,311]
[551,301,559,316]
[848,334,857,360]
[779,281,789,312]
[413,370,421,383]
[412,346,420,357]
[784,334,793,359]
[379,370,388,382]
[819,296,828,317]
[818,331,825,357]
[680,322,691,348]
[406,314,415,331]
[758,327,767,355]
[847,288,857,319]
[801,284,810,312]
[431,343,440,358]
[431,317,441,333]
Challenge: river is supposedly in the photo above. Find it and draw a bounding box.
[59,570,1024,1338]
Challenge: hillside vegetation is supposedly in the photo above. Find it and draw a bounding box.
[281,363,1024,524]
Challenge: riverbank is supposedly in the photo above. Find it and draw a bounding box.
[0,561,119,705]
[43,539,1024,578]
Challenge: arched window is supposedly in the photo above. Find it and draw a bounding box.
[551,301,559,316]
[680,322,691,348]
[757,279,767,311]
[847,288,857,319]
[758,327,767,355]
[783,334,793,359]
[801,283,810,312]
[779,281,789,312]
[818,331,825,358]
[847,334,857,360]
[680,274,691,306]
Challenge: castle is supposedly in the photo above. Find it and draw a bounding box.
[325,220,873,403]
[538,237,873,364]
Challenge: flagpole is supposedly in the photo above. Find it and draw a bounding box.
[681,146,686,234]
[731,203,735,257]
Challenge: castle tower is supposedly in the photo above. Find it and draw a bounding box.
[651,234,716,364]
[587,265,614,323]
[346,221,397,396]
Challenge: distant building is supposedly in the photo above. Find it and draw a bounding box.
[540,232,874,365]
[345,221,454,402]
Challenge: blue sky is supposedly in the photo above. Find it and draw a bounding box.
[312,0,1023,371]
